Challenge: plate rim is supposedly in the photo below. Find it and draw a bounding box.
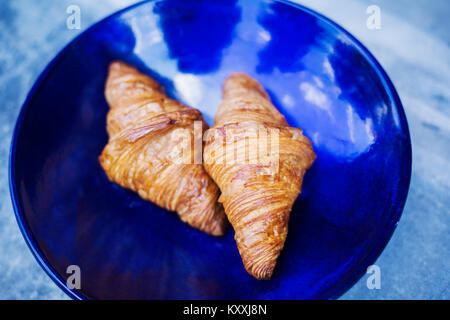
[8,0,412,300]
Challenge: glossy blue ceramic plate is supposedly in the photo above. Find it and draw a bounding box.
[9,0,411,299]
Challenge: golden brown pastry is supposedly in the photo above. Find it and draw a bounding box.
[204,73,316,279]
[99,61,227,236]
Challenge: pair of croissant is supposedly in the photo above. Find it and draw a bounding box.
[99,61,316,280]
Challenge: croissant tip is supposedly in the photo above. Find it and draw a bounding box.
[179,201,228,236]
[109,60,127,68]
[238,238,284,280]
[201,215,229,237]
[108,61,137,76]
[208,226,228,237]
[108,60,122,70]
[246,262,276,280]
[225,72,253,82]
[187,220,227,237]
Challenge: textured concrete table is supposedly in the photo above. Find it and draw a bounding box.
[0,0,448,299]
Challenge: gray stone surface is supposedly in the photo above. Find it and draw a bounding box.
[0,0,448,299]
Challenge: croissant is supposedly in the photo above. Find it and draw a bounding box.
[99,61,227,236]
[204,73,316,279]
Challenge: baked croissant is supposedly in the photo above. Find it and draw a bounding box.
[99,61,227,236]
[204,73,316,279]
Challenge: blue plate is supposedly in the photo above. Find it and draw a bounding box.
[9,0,411,299]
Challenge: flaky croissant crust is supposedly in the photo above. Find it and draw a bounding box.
[204,73,316,279]
[99,61,227,236]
